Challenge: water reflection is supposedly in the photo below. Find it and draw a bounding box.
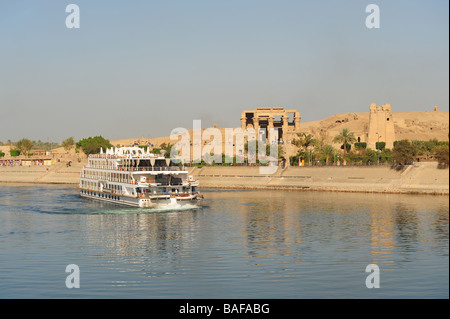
[83,211,200,263]
[0,185,447,298]
[78,189,448,280]
[232,191,448,271]
[433,209,450,256]
[393,204,420,261]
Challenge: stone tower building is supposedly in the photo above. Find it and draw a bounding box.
[367,103,396,150]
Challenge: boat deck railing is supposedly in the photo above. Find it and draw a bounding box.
[83,166,186,172]
[117,166,186,172]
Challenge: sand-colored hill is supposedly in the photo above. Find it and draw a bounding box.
[111,128,231,150]
[111,110,448,157]
[299,110,449,143]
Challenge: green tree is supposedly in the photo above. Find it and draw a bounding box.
[292,133,315,151]
[320,145,336,165]
[16,138,33,157]
[363,148,378,164]
[354,142,367,151]
[76,136,112,155]
[434,145,449,168]
[375,141,386,151]
[10,149,20,156]
[62,137,75,152]
[392,140,417,165]
[295,150,311,166]
[163,143,173,157]
[379,149,393,164]
[158,143,173,158]
[340,143,351,152]
[333,128,356,156]
[312,133,327,152]
[31,140,60,150]
[289,154,299,166]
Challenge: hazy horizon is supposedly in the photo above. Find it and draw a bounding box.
[1,1,448,142]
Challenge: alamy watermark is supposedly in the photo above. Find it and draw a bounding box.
[366,4,380,29]
[65,4,381,30]
[65,4,80,29]
[169,120,280,174]
[65,264,80,288]
[365,264,380,288]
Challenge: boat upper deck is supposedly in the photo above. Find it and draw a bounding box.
[84,146,185,173]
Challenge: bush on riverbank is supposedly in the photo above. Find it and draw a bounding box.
[76,136,112,155]
[9,149,20,157]
[434,145,449,168]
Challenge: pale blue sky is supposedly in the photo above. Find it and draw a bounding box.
[0,0,448,142]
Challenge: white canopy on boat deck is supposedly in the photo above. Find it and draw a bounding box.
[131,171,188,175]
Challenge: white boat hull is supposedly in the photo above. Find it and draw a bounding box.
[79,146,203,209]
[80,191,202,208]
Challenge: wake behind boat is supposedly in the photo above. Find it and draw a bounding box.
[79,146,203,208]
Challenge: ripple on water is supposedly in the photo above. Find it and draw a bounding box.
[0,186,448,298]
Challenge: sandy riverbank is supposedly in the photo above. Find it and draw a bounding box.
[0,161,85,185]
[0,161,448,195]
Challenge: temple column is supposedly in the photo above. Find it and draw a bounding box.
[282,115,288,140]
[240,117,246,130]
[294,112,301,131]
[268,116,274,142]
[254,116,261,140]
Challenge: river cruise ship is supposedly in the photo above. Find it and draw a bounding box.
[79,147,202,208]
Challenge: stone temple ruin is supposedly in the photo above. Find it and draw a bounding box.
[240,107,301,143]
[239,103,398,151]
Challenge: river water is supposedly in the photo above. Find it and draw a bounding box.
[0,184,448,299]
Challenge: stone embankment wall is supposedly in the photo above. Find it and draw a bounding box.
[0,161,85,184]
[0,161,448,195]
[188,162,449,195]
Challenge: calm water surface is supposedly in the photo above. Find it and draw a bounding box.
[0,184,448,298]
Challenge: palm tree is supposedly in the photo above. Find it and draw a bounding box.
[312,132,327,151]
[293,133,316,166]
[333,128,356,156]
[321,145,336,165]
[292,133,315,151]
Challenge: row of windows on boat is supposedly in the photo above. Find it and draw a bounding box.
[80,180,123,191]
[87,159,169,169]
[81,189,121,201]
[81,171,131,182]
[81,172,185,186]
[81,187,195,197]
[80,180,190,193]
